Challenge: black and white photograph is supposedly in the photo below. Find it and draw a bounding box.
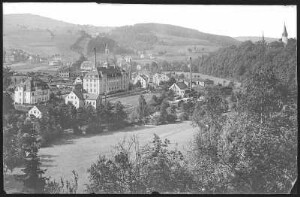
[2,2,297,194]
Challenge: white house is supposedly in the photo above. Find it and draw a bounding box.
[14,77,50,105]
[28,105,48,119]
[65,89,101,109]
[65,90,85,109]
[169,82,189,97]
[83,93,101,109]
[133,74,149,88]
[153,73,170,86]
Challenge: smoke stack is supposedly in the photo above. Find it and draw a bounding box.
[94,47,97,69]
[189,57,192,90]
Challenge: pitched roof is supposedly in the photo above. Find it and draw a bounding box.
[17,77,49,91]
[83,93,99,100]
[139,74,148,81]
[175,82,188,90]
[72,89,84,100]
[34,105,48,115]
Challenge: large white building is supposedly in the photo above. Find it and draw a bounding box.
[14,77,50,105]
[83,64,130,95]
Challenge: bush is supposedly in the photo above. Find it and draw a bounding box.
[86,123,103,135]
[179,113,189,121]
[86,135,197,194]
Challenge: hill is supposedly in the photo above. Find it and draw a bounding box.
[235,36,279,43]
[108,23,240,57]
[197,39,297,86]
[4,14,242,60]
[3,14,112,59]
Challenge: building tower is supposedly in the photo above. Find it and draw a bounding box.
[282,23,288,46]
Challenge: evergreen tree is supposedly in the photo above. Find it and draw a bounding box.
[112,101,127,130]
[136,95,148,124]
[18,120,46,193]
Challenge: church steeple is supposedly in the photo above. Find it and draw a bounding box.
[282,22,288,46]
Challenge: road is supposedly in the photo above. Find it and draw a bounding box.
[38,121,198,193]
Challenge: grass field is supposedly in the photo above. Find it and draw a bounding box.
[108,92,158,108]
[4,121,198,193]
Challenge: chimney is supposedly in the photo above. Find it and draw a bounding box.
[189,57,192,91]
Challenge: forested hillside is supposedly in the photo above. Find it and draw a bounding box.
[198,39,297,86]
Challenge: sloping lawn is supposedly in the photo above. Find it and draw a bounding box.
[36,121,198,193]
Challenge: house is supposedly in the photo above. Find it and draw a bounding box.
[65,89,85,109]
[28,105,48,119]
[152,73,170,86]
[83,93,101,109]
[133,74,149,88]
[169,82,189,97]
[80,61,94,71]
[59,68,71,79]
[74,76,83,85]
[65,89,101,109]
[14,77,50,105]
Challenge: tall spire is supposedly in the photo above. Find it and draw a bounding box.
[282,22,288,46]
[282,22,288,37]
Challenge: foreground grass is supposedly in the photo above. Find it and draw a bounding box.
[36,121,197,193]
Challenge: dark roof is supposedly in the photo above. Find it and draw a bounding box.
[35,105,48,115]
[139,74,148,81]
[83,93,99,100]
[175,82,188,90]
[17,77,49,91]
[72,89,84,100]
[97,66,123,77]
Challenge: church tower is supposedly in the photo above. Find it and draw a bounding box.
[282,23,288,46]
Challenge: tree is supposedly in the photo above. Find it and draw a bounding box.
[136,95,149,124]
[3,124,23,172]
[3,92,14,115]
[3,66,13,90]
[75,107,87,134]
[17,120,47,193]
[111,101,127,130]
[167,105,177,123]
[167,89,175,101]
[159,99,169,124]
[86,135,197,194]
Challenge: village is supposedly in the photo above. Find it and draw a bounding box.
[3,4,297,194]
[5,42,238,125]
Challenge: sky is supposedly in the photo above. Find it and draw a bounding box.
[3,3,297,38]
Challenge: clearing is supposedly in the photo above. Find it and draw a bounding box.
[36,121,198,193]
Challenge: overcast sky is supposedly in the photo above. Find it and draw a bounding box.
[3,3,297,38]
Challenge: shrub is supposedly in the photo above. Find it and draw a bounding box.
[86,123,103,135]
[86,135,197,194]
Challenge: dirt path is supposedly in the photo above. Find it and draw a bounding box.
[38,121,198,193]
